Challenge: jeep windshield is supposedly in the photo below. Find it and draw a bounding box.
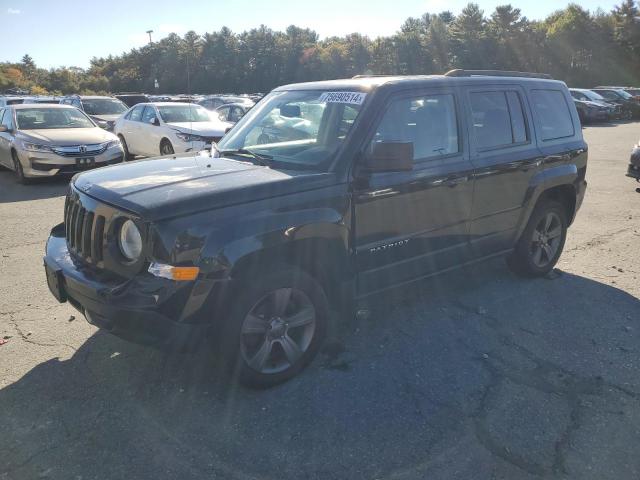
[217,89,366,171]
[82,98,128,115]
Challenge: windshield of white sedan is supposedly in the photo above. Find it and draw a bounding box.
[158,105,212,123]
[218,90,365,170]
[15,108,95,129]
[82,99,128,115]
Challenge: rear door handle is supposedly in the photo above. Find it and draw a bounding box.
[445,176,469,188]
[521,158,543,171]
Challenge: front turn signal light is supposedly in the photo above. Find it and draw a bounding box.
[148,263,200,281]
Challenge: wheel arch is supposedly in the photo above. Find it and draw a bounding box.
[537,184,577,225]
[229,236,353,308]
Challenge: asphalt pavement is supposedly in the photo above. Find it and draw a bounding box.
[0,122,639,480]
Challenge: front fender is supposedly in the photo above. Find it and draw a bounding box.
[149,185,352,281]
[211,208,352,280]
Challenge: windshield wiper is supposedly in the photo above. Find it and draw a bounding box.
[219,148,272,166]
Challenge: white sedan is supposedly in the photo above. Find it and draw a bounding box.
[114,102,233,158]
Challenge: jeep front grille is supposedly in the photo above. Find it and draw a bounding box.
[64,195,105,264]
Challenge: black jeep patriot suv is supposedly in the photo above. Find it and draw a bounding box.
[44,70,587,387]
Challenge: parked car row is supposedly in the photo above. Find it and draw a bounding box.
[570,86,640,123]
[0,80,635,189]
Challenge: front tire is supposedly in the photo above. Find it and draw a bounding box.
[12,150,31,185]
[118,135,132,161]
[160,139,174,156]
[508,199,568,277]
[222,266,328,388]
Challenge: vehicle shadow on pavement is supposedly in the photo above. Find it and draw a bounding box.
[0,170,70,203]
[1,260,639,480]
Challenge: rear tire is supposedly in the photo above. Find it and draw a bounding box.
[12,150,31,185]
[220,266,329,388]
[160,139,174,156]
[118,135,132,161]
[507,199,568,277]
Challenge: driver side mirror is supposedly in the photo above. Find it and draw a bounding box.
[149,117,160,126]
[362,142,413,173]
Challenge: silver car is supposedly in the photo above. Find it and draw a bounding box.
[0,104,124,183]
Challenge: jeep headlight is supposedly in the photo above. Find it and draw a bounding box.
[118,219,142,261]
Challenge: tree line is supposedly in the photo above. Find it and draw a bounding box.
[2,1,640,95]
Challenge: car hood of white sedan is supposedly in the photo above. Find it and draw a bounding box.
[167,121,232,137]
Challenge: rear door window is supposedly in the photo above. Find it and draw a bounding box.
[531,89,575,141]
[470,91,525,150]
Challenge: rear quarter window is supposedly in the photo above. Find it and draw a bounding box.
[531,89,575,141]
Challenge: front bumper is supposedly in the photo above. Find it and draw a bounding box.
[173,138,221,154]
[18,146,124,178]
[628,163,640,180]
[174,140,209,154]
[43,223,227,350]
[628,148,640,180]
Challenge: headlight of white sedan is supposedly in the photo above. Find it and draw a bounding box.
[175,132,205,142]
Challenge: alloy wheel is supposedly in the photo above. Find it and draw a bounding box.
[161,141,174,155]
[240,287,316,374]
[530,211,562,268]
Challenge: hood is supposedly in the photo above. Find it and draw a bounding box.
[167,121,232,137]
[579,100,605,108]
[91,114,121,123]
[18,127,115,145]
[72,153,332,221]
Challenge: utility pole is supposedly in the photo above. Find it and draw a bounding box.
[146,30,154,44]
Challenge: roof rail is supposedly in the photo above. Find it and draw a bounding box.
[444,69,553,79]
[352,74,394,79]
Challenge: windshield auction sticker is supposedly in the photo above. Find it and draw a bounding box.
[319,92,367,105]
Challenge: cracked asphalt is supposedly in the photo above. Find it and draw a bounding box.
[1,123,639,480]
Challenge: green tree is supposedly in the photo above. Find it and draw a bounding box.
[450,3,494,68]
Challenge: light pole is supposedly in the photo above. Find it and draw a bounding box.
[146,30,154,44]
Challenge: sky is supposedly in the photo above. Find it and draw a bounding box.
[1,0,624,69]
